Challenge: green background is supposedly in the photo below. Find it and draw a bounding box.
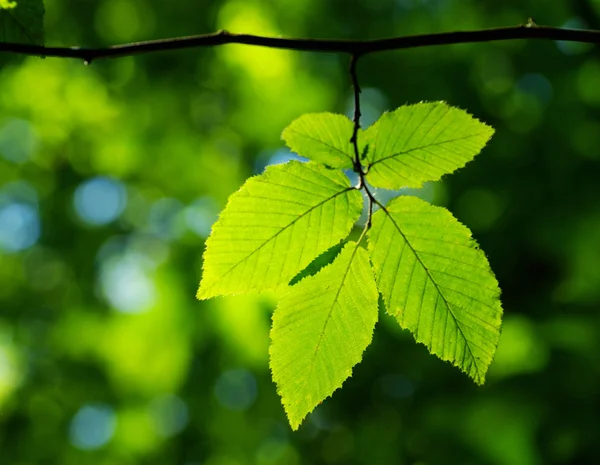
[1,0,600,463]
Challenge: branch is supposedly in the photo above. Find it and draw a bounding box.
[3,23,600,61]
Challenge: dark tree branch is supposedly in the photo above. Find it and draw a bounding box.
[3,23,600,61]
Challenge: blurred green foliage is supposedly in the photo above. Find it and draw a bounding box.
[1,0,600,463]
[0,0,44,44]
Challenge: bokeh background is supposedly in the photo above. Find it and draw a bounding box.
[1,0,600,463]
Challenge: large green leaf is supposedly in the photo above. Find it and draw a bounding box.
[0,0,44,45]
[363,102,493,189]
[270,241,378,430]
[197,161,362,299]
[282,113,357,169]
[367,196,502,384]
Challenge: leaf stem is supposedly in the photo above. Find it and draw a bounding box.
[348,53,380,243]
[349,53,363,175]
[362,183,378,227]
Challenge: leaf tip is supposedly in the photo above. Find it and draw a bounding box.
[285,408,304,431]
[196,281,212,301]
[469,366,488,386]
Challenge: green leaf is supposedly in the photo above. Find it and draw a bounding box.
[363,102,494,189]
[197,161,362,299]
[0,0,44,45]
[282,113,357,169]
[367,196,502,384]
[270,241,378,430]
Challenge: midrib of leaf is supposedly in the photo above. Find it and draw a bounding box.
[201,186,355,295]
[295,240,363,396]
[286,127,354,165]
[372,102,441,164]
[368,133,489,168]
[379,205,483,380]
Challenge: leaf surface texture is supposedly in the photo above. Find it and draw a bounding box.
[368,196,502,383]
[270,241,378,429]
[364,102,493,189]
[282,113,357,168]
[197,161,362,299]
[0,0,44,45]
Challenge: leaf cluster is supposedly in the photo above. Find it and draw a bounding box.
[198,101,503,430]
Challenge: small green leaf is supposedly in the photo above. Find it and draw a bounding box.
[270,241,378,430]
[197,161,362,299]
[363,102,494,189]
[368,196,502,384]
[0,0,44,45]
[282,113,357,169]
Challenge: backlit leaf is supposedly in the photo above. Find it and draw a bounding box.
[367,195,502,384]
[363,102,493,189]
[270,241,378,429]
[282,113,357,169]
[197,161,362,299]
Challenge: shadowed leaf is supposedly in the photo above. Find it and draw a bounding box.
[0,0,44,45]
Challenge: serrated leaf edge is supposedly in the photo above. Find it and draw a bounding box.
[364,101,495,189]
[197,161,360,300]
[270,242,378,429]
[369,196,502,384]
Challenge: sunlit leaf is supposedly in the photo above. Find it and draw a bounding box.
[367,195,502,384]
[282,113,358,169]
[0,0,44,45]
[270,241,378,430]
[363,102,493,189]
[197,161,362,299]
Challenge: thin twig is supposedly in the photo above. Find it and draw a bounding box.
[3,23,600,61]
[349,53,363,175]
[362,183,382,229]
[348,53,377,231]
